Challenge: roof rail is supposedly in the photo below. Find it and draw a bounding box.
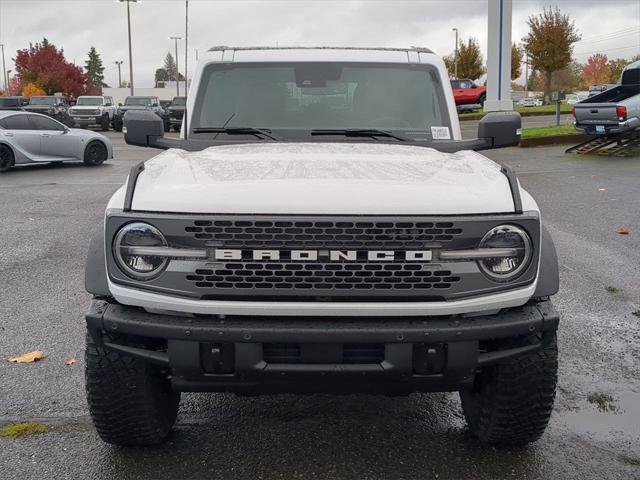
[206,45,434,54]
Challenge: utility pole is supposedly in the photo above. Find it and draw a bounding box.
[169,36,183,97]
[184,0,189,135]
[184,0,189,98]
[524,53,529,96]
[0,44,7,93]
[114,61,123,88]
[118,0,137,96]
[451,28,459,79]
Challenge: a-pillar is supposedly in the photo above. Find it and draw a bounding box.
[484,0,513,112]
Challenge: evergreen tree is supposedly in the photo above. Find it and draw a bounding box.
[164,52,178,81]
[84,46,106,91]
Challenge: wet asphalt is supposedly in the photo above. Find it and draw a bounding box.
[0,123,639,480]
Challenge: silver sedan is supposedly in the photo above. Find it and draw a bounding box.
[0,111,113,172]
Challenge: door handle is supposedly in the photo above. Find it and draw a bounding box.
[4,132,13,137]
[40,133,50,137]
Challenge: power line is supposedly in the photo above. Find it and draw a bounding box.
[574,44,640,57]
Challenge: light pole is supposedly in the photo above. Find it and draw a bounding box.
[117,0,138,96]
[451,28,459,79]
[6,70,11,95]
[169,36,183,96]
[0,44,7,93]
[114,61,123,88]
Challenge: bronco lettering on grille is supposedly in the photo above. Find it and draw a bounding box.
[213,249,433,262]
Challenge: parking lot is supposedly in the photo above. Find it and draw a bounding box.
[0,131,639,479]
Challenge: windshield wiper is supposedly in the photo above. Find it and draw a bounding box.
[192,127,280,141]
[310,129,412,142]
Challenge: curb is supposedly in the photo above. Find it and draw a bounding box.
[459,110,572,122]
[519,133,594,148]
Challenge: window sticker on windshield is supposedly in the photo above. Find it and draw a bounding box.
[431,126,451,140]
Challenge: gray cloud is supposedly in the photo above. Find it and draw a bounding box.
[0,0,638,88]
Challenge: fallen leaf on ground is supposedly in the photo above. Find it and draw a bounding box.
[64,357,76,366]
[8,351,47,363]
[616,228,630,235]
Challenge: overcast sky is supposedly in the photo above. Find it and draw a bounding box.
[0,0,638,88]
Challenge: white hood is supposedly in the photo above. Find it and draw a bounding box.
[128,143,518,215]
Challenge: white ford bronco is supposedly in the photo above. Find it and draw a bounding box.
[69,95,116,131]
[85,47,560,447]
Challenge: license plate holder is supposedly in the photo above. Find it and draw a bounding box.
[596,125,605,133]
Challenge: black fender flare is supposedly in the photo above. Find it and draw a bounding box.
[534,224,560,298]
[85,223,110,296]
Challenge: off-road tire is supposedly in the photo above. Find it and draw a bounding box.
[0,144,15,172]
[100,115,110,131]
[85,333,180,446]
[84,141,108,166]
[460,333,558,445]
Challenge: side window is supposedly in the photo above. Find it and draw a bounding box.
[2,115,33,130]
[29,115,65,131]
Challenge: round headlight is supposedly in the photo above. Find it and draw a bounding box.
[114,222,168,280]
[478,225,532,281]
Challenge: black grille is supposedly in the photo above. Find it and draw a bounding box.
[186,263,461,291]
[263,343,385,364]
[184,219,463,249]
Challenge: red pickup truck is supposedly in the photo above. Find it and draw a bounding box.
[451,79,487,107]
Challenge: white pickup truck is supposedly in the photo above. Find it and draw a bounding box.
[84,46,560,447]
[574,60,640,135]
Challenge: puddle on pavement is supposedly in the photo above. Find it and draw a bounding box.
[558,390,640,443]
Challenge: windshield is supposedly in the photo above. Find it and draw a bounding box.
[172,97,186,106]
[193,62,450,138]
[29,97,57,106]
[0,98,19,107]
[125,97,152,106]
[76,97,103,106]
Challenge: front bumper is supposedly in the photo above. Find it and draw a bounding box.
[86,298,559,394]
[71,114,103,125]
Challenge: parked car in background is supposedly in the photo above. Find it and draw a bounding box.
[0,111,112,172]
[167,96,186,131]
[566,92,589,105]
[23,96,71,125]
[517,97,543,107]
[574,61,640,135]
[450,79,487,108]
[0,96,29,110]
[588,84,618,98]
[69,95,116,131]
[112,96,168,132]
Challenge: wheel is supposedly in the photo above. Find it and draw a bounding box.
[85,332,180,446]
[163,121,171,133]
[113,120,123,132]
[100,115,110,131]
[0,144,15,172]
[84,141,108,166]
[460,333,558,445]
[478,94,486,107]
[172,125,181,133]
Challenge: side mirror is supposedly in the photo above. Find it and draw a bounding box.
[477,112,522,148]
[124,110,164,147]
[471,84,478,89]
